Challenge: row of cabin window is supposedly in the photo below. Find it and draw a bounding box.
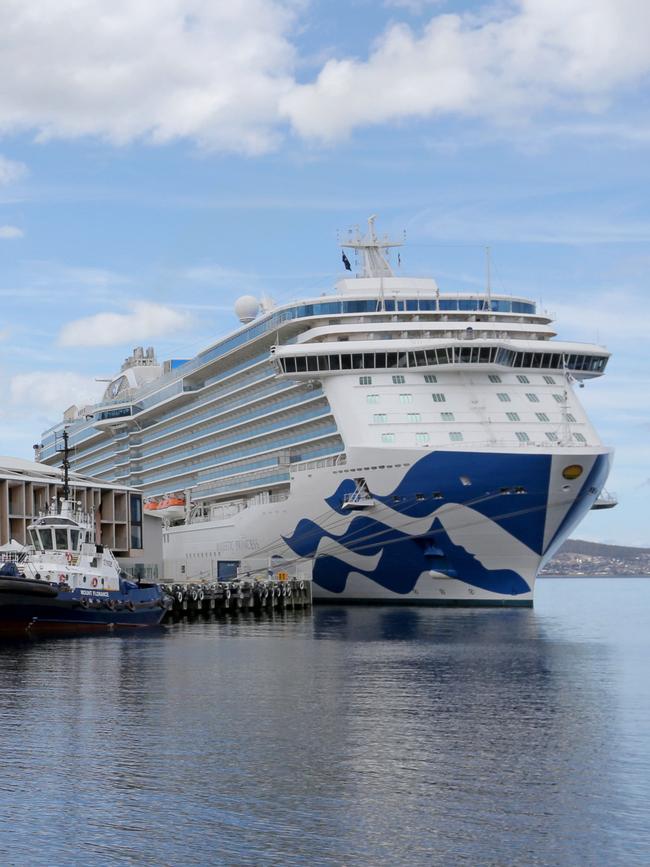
[380,432,446,444]
[365,374,557,387]
[363,374,430,386]
[489,373,557,384]
[380,431,588,444]
[507,411,577,422]
[367,391,570,406]
[373,412,452,422]
[373,411,578,424]
[279,348,607,374]
[498,392,568,403]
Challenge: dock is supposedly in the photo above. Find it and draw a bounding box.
[161,577,312,619]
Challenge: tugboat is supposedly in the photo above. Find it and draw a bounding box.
[0,433,170,631]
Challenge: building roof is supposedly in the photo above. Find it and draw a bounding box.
[0,456,133,491]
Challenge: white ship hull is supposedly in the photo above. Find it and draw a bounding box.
[163,446,611,605]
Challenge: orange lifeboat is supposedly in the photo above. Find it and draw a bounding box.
[150,494,186,521]
[159,495,185,510]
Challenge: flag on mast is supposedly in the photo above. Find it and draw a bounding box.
[342,251,352,271]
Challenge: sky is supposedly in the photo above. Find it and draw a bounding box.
[0,0,648,545]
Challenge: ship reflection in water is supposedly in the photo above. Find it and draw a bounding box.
[0,578,647,866]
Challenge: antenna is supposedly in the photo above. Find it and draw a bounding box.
[55,428,71,508]
[485,246,492,311]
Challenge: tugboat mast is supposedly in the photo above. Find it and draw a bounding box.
[57,428,71,510]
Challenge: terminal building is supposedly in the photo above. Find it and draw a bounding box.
[0,457,162,579]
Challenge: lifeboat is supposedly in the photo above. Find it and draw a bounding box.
[146,494,186,521]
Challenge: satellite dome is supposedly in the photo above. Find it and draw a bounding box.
[234,295,260,324]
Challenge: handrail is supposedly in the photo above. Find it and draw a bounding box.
[290,454,347,473]
[343,491,374,504]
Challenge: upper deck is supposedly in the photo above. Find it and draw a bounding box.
[42,286,549,434]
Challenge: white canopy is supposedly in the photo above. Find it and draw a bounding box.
[0,539,27,552]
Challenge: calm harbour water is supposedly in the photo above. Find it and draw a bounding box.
[0,577,649,866]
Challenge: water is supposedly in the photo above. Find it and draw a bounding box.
[0,578,649,866]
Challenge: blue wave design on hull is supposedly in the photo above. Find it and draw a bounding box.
[325,450,552,555]
[283,514,530,596]
[284,450,607,597]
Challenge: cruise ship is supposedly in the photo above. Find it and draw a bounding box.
[39,218,613,605]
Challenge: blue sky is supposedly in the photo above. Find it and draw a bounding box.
[0,0,648,544]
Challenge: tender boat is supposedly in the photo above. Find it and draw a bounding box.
[0,497,170,631]
[144,493,186,522]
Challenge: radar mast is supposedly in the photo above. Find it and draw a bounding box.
[54,428,71,514]
[341,215,402,278]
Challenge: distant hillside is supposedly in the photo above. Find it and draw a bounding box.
[560,538,650,558]
[542,538,650,576]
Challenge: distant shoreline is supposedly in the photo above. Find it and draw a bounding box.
[539,573,650,579]
[541,538,650,578]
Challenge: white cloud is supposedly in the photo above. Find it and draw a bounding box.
[48,265,130,289]
[0,155,27,185]
[6,262,133,303]
[532,120,650,148]
[281,0,650,141]
[580,379,649,423]
[0,262,132,302]
[409,201,650,246]
[0,0,298,154]
[552,289,650,344]
[58,301,194,348]
[384,0,446,12]
[182,264,254,284]
[0,225,23,239]
[10,371,103,414]
[0,2,649,150]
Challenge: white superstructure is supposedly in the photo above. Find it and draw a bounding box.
[39,219,613,604]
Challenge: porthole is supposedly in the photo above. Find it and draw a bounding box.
[562,464,583,480]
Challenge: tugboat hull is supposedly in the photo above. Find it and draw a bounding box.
[0,582,168,630]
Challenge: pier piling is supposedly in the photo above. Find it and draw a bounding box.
[161,578,312,620]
